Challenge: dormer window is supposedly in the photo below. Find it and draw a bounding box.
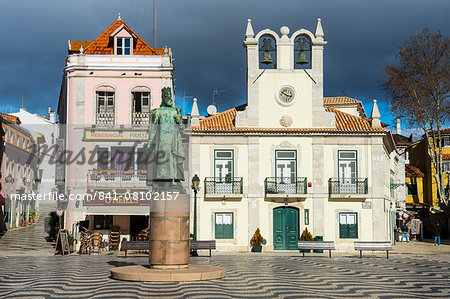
[117,37,131,55]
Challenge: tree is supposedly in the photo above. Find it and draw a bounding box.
[384,28,449,208]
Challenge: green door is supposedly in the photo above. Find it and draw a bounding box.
[273,207,299,250]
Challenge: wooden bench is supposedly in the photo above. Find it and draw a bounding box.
[190,240,216,257]
[354,241,392,259]
[120,240,216,257]
[298,241,336,258]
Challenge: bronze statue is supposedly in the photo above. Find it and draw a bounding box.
[146,87,185,188]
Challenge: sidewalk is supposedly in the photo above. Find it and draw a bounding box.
[393,238,450,255]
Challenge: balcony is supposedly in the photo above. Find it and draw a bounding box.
[328,178,368,198]
[264,177,308,199]
[96,112,114,127]
[204,177,243,199]
[132,112,150,127]
[87,170,147,189]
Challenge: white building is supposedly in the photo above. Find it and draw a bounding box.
[188,19,402,252]
[10,107,59,201]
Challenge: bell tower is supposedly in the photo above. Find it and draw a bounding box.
[242,19,334,128]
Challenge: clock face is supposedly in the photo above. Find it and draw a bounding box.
[276,85,296,106]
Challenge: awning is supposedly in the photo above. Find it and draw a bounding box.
[85,206,149,216]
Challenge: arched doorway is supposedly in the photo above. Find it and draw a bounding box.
[273,207,299,250]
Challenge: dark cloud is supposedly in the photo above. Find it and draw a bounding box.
[0,0,448,128]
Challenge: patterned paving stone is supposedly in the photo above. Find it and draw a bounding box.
[0,253,449,298]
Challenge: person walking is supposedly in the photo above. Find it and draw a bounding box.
[433,222,441,246]
[401,223,409,243]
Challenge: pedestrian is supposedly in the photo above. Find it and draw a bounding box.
[433,222,441,246]
[401,223,409,243]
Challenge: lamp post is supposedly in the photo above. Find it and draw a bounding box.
[191,174,200,256]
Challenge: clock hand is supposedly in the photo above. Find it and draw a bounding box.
[281,91,292,98]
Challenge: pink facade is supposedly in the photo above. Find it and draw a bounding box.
[58,18,174,240]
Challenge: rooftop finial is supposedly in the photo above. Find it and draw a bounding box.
[370,99,381,127]
[245,19,255,39]
[79,44,84,54]
[118,13,121,20]
[315,18,324,39]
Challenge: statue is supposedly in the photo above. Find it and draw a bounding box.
[146,87,185,188]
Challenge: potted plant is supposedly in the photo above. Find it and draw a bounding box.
[29,211,36,224]
[124,168,134,175]
[300,227,314,252]
[250,228,265,252]
[106,167,117,174]
[20,213,26,227]
[92,167,103,175]
[140,165,147,174]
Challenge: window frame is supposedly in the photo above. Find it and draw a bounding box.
[132,91,151,113]
[339,212,358,239]
[406,182,418,196]
[116,37,132,55]
[214,212,234,239]
[214,149,234,181]
[275,149,297,181]
[96,91,115,113]
[338,150,358,178]
[93,215,113,230]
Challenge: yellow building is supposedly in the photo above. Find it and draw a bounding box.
[408,129,450,238]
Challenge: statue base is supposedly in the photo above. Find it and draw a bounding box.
[110,264,227,282]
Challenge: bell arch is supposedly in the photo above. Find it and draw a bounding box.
[256,30,279,69]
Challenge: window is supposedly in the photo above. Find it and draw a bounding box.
[443,161,450,173]
[96,147,109,170]
[117,37,131,55]
[97,91,115,113]
[275,150,297,183]
[214,150,233,182]
[338,151,357,191]
[339,212,358,239]
[136,148,149,170]
[93,215,113,230]
[215,212,233,239]
[406,183,418,196]
[133,92,150,113]
[441,136,450,147]
[304,209,309,225]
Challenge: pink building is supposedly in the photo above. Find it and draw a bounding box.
[57,16,174,241]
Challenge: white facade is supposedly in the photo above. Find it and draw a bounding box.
[189,19,401,252]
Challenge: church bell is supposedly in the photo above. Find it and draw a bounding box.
[259,38,275,65]
[295,38,310,65]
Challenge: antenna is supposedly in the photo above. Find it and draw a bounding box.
[19,96,24,108]
[183,90,193,115]
[153,0,157,48]
[212,88,225,112]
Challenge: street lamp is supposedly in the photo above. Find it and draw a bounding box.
[5,174,15,183]
[191,174,200,256]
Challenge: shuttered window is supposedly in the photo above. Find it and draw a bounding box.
[215,212,233,239]
[339,212,358,239]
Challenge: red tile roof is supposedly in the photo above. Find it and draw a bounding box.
[193,105,387,133]
[323,96,361,105]
[68,41,92,54]
[70,19,164,55]
[405,164,425,177]
[0,112,20,124]
[442,153,450,160]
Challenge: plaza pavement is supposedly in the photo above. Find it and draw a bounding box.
[0,207,449,298]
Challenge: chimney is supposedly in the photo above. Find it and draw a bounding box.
[396,118,401,135]
[48,106,51,117]
[50,112,56,123]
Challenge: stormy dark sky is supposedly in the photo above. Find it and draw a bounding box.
[0,0,448,134]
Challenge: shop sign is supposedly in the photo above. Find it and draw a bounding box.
[83,191,150,206]
[83,129,148,141]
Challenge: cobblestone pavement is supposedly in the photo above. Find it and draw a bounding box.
[0,252,449,298]
[1,205,449,298]
[0,201,56,256]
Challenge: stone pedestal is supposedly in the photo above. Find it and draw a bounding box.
[149,193,190,268]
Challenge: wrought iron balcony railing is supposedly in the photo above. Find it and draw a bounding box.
[96,112,115,127]
[204,177,243,195]
[87,170,147,188]
[264,177,307,195]
[132,112,150,127]
[328,178,368,194]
